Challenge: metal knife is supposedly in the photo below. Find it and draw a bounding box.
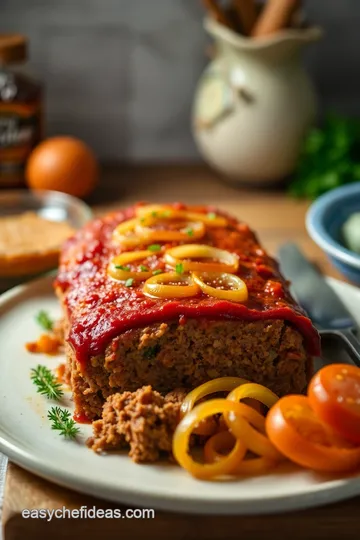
[278,243,360,367]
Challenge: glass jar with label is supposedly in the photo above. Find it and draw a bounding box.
[0,34,43,188]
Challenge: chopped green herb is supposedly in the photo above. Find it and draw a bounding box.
[143,344,161,359]
[175,263,184,274]
[151,211,158,217]
[35,310,53,331]
[162,210,171,218]
[148,244,161,252]
[140,265,149,272]
[140,217,146,224]
[186,228,194,237]
[207,212,216,220]
[115,264,130,271]
[48,407,80,439]
[152,269,163,276]
[31,365,63,400]
[125,278,134,287]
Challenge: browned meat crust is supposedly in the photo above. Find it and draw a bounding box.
[87,386,185,463]
[66,317,310,421]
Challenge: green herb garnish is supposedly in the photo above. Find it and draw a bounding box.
[125,278,134,287]
[152,269,163,276]
[31,365,63,400]
[175,263,184,274]
[47,407,80,439]
[143,344,161,359]
[186,228,194,237]
[151,211,158,217]
[148,244,161,252]
[115,264,130,271]
[207,212,216,220]
[289,114,360,199]
[140,265,149,272]
[162,210,171,218]
[36,310,53,331]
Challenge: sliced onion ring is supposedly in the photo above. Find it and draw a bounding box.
[112,218,145,247]
[173,399,247,479]
[143,272,199,299]
[135,220,205,243]
[165,244,239,273]
[192,271,248,303]
[136,205,228,228]
[108,250,154,281]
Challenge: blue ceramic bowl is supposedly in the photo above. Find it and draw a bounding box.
[306,183,360,285]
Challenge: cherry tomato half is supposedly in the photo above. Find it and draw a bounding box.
[266,395,360,473]
[308,364,360,445]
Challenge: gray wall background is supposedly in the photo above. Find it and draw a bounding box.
[1,1,357,161]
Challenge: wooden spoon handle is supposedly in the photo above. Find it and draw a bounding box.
[251,0,300,37]
[202,0,234,29]
[232,0,257,35]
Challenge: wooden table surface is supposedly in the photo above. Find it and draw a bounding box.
[2,165,357,540]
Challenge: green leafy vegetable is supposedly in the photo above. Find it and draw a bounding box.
[152,269,163,276]
[140,265,149,272]
[289,114,360,199]
[48,407,80,439]
[31,365,63,400]
[148,244,161,252]
[175,263,184,274]
[36,310,53,331]
[186,228,194,237]
[125,278,134,287]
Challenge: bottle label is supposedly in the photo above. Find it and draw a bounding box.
[0,103,42,187]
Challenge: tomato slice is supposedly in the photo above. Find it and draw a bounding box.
[308,364,360,445]
[266,395,360,473]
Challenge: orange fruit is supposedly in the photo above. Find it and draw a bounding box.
[26,136,98,198]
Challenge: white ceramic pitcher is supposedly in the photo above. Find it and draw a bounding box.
[192,19,322,185]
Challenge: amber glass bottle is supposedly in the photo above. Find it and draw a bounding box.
[0,34,43,188]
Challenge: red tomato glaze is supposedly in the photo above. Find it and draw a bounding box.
[55,204,320,367]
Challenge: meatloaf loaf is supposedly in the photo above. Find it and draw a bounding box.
[55,203,320,421]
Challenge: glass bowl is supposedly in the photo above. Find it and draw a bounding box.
[0,190,92,292]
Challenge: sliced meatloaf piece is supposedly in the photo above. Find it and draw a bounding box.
[66,318,310,420]
[55,203,320,421]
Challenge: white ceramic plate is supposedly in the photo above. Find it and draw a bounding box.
[0,276,360,515]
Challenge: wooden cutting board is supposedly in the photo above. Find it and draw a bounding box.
[3,463,360,540]
[2,165,358,540]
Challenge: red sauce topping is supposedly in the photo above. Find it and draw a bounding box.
[55,204,320,367]
[73,411,92,424]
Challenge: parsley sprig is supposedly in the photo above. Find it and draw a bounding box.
[148,244,161,252]
[289,114,360,199]
[47,407,80,439]
[31,365,64,400]
[36,311,53,331]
